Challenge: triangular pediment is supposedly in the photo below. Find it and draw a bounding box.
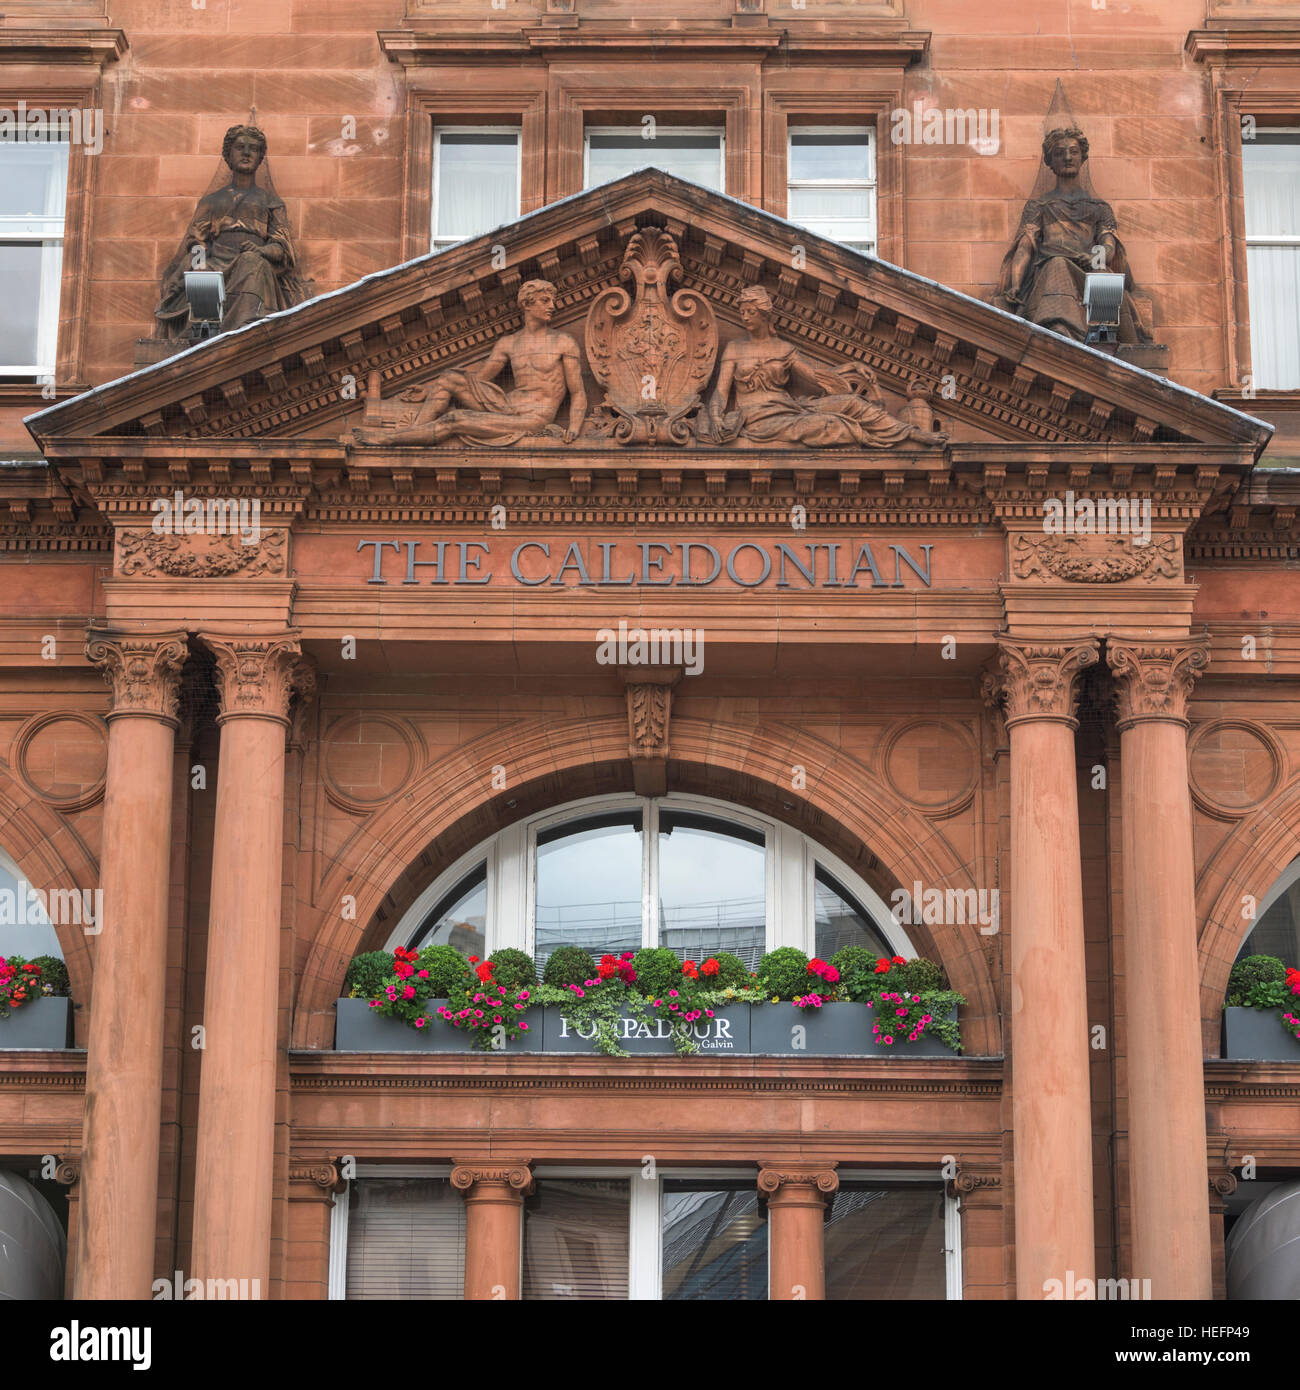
[27,169,1271,456]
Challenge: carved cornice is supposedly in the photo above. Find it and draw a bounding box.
[84,625,188,726]
[1108,641,1210,729]
[450,1161,534,1199]
[982,637,1100,728]
[201,632,310,727]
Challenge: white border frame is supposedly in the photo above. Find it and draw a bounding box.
[387,791,916,962]
[431,125,523,251]
[583,125,726,194]
[1242,127,1300,389]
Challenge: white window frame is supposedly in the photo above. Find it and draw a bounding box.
[387,791,916,962]
[0,127,69,376]
[1243,126,1300,390]
[431,125,522,252]
[583,125,726,193]
[331,1163,960,1300]
[786,125,877,255]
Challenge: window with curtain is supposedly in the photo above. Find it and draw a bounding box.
[522,1178,630,1300]
[345,1178,465,1299]
[786,128,876,255]
[584,128,724,191]
[432,128,521,250]
[1243,130,1300,389]
[0,126,68,376]
[824,1184,948,1299]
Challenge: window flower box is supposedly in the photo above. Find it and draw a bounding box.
[0,997,72,1050]
[335,997,543,1053]
[1223,1006,1300,1063]
[748,1000,958,1057]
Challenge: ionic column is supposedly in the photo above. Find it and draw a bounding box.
[1108,641,1212,1299]
[758,1164,838,1300]
[77,629,187,1300]
[985,638,1099,1299]
[191,633,308,1296]
[451,1161,534,1300]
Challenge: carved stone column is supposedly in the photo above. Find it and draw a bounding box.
[286,1161,345,1300]
[758,1164,838,1300]
[77,628,187,1300]
[1108,641,1212,1299]
[451,1161,534,1300]
[191,632,310,1296]
[984,637,1099,1299]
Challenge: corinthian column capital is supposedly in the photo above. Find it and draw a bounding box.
[200,631,312,727]
[981,636,1100,729]
[1107,640,1209,730]
[85,626,188,726]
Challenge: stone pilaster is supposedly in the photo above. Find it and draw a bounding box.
[757,1163,838,1300]
[451,1160,534,1300]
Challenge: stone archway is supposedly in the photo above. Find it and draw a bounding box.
[293,711,1000,1052]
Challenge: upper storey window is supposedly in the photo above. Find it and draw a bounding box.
[584,127,725,192]
[0,125,69,377]
[786,128,875,255]
[431,127,521,250]
[1243,129,1300,389]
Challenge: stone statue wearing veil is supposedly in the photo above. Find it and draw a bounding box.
[155,124,310,337]
[994,125,1152,344]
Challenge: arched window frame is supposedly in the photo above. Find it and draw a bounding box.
[386,792,916,962]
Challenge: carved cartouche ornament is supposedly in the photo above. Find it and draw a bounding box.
[994,126,1153,344]
[585,227,717,445]
[352,280,586,448]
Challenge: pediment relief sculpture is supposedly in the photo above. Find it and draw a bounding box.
[353,227,943,451]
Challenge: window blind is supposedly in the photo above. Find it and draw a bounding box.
[523,1178,630,1300]
[345,1178,465,1300]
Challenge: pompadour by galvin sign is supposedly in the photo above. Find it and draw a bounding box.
[356,538,935,589]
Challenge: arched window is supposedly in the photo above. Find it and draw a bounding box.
[390,793,912,971]
[0,847,62,960]
[1234,856,1300,968]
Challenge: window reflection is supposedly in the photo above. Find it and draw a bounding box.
[523,1178,630,1300]
[536,812,643,968]
[657,813,765,970]
[814,866,893,961]
[408,864,486,958]
[1237,857,1300,965]
[825,1186,947,1300]
[662,1181,767,1300]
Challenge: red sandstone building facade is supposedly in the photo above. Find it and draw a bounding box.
[1,0,1299,1303]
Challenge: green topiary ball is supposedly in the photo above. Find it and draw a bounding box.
[758,946,812,1000]
[899,956,947,995]
[631,947,681,999]
[1227,954,1286,1007]
[344,950,395,1000]
[487,947,537,992]
[416,943,471,997]
[705,951,753,990]
[828,945,879,1000]
[26,955,69,998]
[542,945,598,988]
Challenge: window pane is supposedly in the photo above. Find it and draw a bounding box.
[523,1178,629,1300]
[345,1178,465,1300]
[1247,244,1300,389]
[1238,859,1300,965]
[788,186,874,223]
[409,863,486,957]
[825,1186,947,1300]
[814,866,893,961]
[0,243,54,368]
[657,812,765,971]
[1243,134,1300,239]
[586,132,722,190]
[662,1181,767,1300]
[535,812,643,966]
[789,131,872,183]
[434,132,519,241]
[0,140,69,219]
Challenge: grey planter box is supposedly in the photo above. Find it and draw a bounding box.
[750,1001,959,1057]
[0,997,72,1049]
[1223,1006,1300,1063]
[543,1004,749,1055]
[335,998,543,1053]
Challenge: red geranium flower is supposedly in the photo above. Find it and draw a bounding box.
[700,958,719,977]
[891,955,907,965]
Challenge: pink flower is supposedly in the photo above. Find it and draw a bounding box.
[520,1022,529,1031]
[415,1017,426,1028]
[494,1015,502,1023]
[514,1003,524,1011]
[668,989,679,998]
[368,1000,379,1009]
[706,1009,715,1018]
[895,1007,907,1016]
[883,1036,894,1044]
[519,990,530,1000]
[402,984,415,1000]
[417,969,429,979]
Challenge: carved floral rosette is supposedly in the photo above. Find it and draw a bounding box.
[585,227,718,445]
